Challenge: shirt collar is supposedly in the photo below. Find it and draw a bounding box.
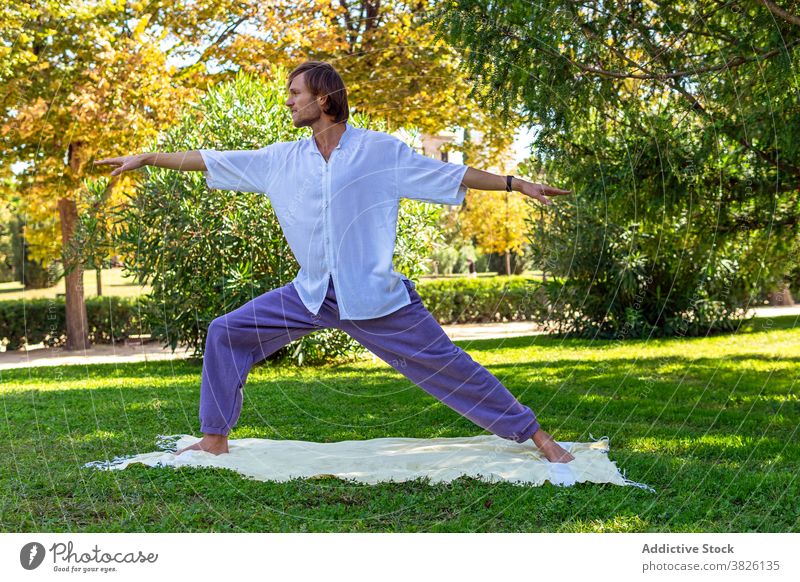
[307,122,355,156]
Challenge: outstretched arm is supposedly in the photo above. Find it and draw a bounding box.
[94,151,207,176]
[461,167,572,206]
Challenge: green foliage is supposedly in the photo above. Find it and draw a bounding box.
[395,197,445,280]
[474,252,491,273]
[431,245,459,274]
[0,201,15,283]
[481,248,531,275]
[453,243,477,273]
[0,276,553,351]
[432,1,800,337]
[111,66,442,365]
[527,197,750,338]
[0,296,147,350]
[417,275,548,323]
[7,214,59,289]
[66,177,117,276]
[430,242,479,275]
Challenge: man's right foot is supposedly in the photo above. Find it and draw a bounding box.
[175,434,229,456]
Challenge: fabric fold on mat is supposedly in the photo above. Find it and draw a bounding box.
[84,433,655,491]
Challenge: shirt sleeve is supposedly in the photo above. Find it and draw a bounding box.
[198,145,276,194]
[395,140,468,205]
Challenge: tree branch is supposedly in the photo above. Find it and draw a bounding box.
[188,14,250,70]
[761,0,800,27]
[561,37,800,80]
[503,2,800,82]
[338,0,359,48]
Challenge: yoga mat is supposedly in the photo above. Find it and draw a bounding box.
[84,434,654,491]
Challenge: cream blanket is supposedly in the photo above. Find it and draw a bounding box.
[85,434,654,491]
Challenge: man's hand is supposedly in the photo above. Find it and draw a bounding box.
[94,153,149,177]
[460,168,572,205]
[515,178,572,207]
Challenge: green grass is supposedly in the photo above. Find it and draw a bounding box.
[0,267,150,300]
[1,315,798,532]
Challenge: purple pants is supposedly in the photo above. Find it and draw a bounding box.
[199,276,541,443]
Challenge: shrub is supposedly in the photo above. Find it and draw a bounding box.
[526,196,751,339]
[0,277,553,351]
[453,243,478,274]
[416,275,548,323]
[430,246,459,275]
[111,66,444,366]
[0,296,148,350]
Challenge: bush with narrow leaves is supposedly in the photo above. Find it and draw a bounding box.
[111,66,444,365]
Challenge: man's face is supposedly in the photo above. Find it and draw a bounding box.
[286,73,324,128]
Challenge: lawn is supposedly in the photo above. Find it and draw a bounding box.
[0,315,797,532]
[0,267,151,301]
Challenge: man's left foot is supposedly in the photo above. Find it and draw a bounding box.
[531,429,575,463]
[175,434,229,456]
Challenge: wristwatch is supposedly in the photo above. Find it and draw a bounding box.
[506,175,514,192]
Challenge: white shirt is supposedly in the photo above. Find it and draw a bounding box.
[199,122,468,320]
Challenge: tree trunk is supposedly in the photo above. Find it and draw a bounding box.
[58,197,89,351]
[96,268,102,296]
[505,250,511,276]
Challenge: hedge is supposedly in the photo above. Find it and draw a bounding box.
[0,296,150,351]
[415,275,548,324]
[0,276,548,350]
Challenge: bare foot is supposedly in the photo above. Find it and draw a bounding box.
[175,434,229,456]
[532,429,575,463]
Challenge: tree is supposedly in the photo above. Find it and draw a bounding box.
[0,199,17,283]
[1,0,525,349]
[1,0,204,348]
[218,0,522,166]
[68,177,118,297]
[431,0,800,336]
[459,144,532,275]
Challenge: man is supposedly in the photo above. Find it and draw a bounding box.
[96,60,575,463]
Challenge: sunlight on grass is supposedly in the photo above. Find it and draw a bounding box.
[737,393,800,404]
[0,374,198,393]
[69,430,120,444]
[125,399,169,412]
[483,328,800,365]
[1,317,797,532]
[229,425,279,439]
[579,394,612,404]
[0,267,150,301]
[563,514,649,532]
[629,434,753,456]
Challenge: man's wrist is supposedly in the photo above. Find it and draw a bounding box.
[510,176,524,192]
